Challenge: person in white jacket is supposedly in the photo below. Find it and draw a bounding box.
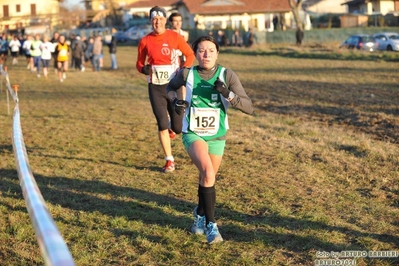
[9,35,21,65]
[40,35,54,78]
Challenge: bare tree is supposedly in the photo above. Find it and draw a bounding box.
[289,0,304,46]
[79,0,123,27]
[107,0,122,26]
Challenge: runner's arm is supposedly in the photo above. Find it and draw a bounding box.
[225,69,254,115]
[166,68,189,99]
[178,36,195,68]
[136,39,148,73]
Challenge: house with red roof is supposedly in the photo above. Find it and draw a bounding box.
[124,0,293,32]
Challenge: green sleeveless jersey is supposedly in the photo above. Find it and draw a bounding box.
[183,66,230,140]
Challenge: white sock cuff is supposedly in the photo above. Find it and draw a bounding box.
[165,156,174,162]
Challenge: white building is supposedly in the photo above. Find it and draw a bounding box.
[124,0,293,32]
[342,0,399,15]
[0,0,61,33]
[303,0,348,14]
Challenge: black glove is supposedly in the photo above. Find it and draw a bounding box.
[213,77,230,98]
[172,98,188,115]
[142,64,151,75]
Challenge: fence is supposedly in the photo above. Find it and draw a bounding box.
[188,27,399,45]
[264,27,399,44]
[1,66,75,266]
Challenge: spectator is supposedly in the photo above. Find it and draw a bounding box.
[231,30,243,47]
[296,29,304,46]
[246,28,255,47]
[217,30,228,47]
[69,33,77,68]
[273,16,279,30]
[72,36,85,71]
[80,36,88,71]
[108,28,118,70]
[85,37,94,71]
[92,35,103,72]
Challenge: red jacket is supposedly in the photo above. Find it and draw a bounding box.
[136,29,194,77]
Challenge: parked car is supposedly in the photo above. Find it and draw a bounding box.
[113,31,130,43]
[339,34,378,52]
[125,24,152,43]
[372,32,399,51]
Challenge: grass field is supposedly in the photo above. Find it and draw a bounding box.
[0,44,399,266]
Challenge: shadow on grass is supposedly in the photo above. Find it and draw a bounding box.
[239,66,396,76]
[0,144,14,153]
[257,103,399,144]
[1,168,398,261]
[248,78,399,143]
[24,152,162,171]
[222,47,399,62]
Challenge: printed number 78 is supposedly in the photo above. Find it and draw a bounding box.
[158,71,169,79]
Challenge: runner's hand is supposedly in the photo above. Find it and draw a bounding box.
[172,99,188,115]
[213,77,230,98]
[142,64,151,75]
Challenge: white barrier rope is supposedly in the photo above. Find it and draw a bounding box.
[2,66,75,266]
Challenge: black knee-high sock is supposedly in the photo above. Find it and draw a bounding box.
[198,185,216,225]
[197,185,205,216]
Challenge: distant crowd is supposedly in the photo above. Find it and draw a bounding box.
[0,30,117,82]
[209,28,255,48]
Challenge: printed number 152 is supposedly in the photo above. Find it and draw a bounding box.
[195,116,215,128]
